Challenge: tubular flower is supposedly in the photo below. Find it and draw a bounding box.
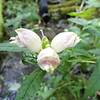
[10,28,81,73]
[51,32,80,53]
[37,47,60,72]
[10,28,42,53]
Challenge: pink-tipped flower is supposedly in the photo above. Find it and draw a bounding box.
[10,28,42,53]
[51,32,80,53]
[37,47,60,72]
[10,28,81,73]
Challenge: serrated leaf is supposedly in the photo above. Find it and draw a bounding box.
[15,68,45,100]
[0,42,28,52]
[84,58,100,99]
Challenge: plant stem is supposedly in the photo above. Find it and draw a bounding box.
[0,0,4,40]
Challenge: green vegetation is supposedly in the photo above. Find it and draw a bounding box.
[0,0,100,100]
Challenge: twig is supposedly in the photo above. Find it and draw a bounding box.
[78,0,86,12]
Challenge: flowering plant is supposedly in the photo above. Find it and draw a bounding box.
[10,28,80,73]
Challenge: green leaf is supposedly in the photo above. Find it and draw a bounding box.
[68,18,89,26]
[89,48,100,56]
[68,26,81,34]
[0,42,28,52]
[83,25,100,37]
[16,68,45,100]
[84,58,100,99]
[68,8,96,19]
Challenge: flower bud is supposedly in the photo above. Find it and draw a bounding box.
[10,28,42,53]
[37,47,60,73]
[51,32,80,53]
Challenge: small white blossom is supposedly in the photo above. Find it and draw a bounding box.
[51,32,80,53]
[37,47,60,72]
[10,28,81,73]
[10,28,42,53]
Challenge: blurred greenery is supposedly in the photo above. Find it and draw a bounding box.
[0,0,4,39]
[4,0,39,36]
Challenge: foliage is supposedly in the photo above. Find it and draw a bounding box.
[14,17,100,99]
[68,8,97,19]
[4,0,39,36]
[16,68,45,100]
[0,0,4,39]
[0,42,28,52]
[14,16,100,99]
[68,0,100,19]
[86,0,100,8]
[0,0,100,100]
[84,58,100,100]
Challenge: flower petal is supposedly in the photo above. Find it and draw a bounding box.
[51,32,80,53]
[15,28,42,52]
[37,47,60,72]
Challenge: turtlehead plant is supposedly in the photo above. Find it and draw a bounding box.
[10,28,80,73]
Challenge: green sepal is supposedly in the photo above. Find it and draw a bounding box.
[42,36,50,49]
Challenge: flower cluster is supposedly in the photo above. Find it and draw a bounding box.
[10,28,80,73]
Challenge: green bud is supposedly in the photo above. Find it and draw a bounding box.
[42,36,50,49]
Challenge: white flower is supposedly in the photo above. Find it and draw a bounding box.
[10,28,42,53]
[51,32,80,53]
[37,47,60,72]
[10,28,81,73]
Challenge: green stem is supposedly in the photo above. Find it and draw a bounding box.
[0,0,4,40]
